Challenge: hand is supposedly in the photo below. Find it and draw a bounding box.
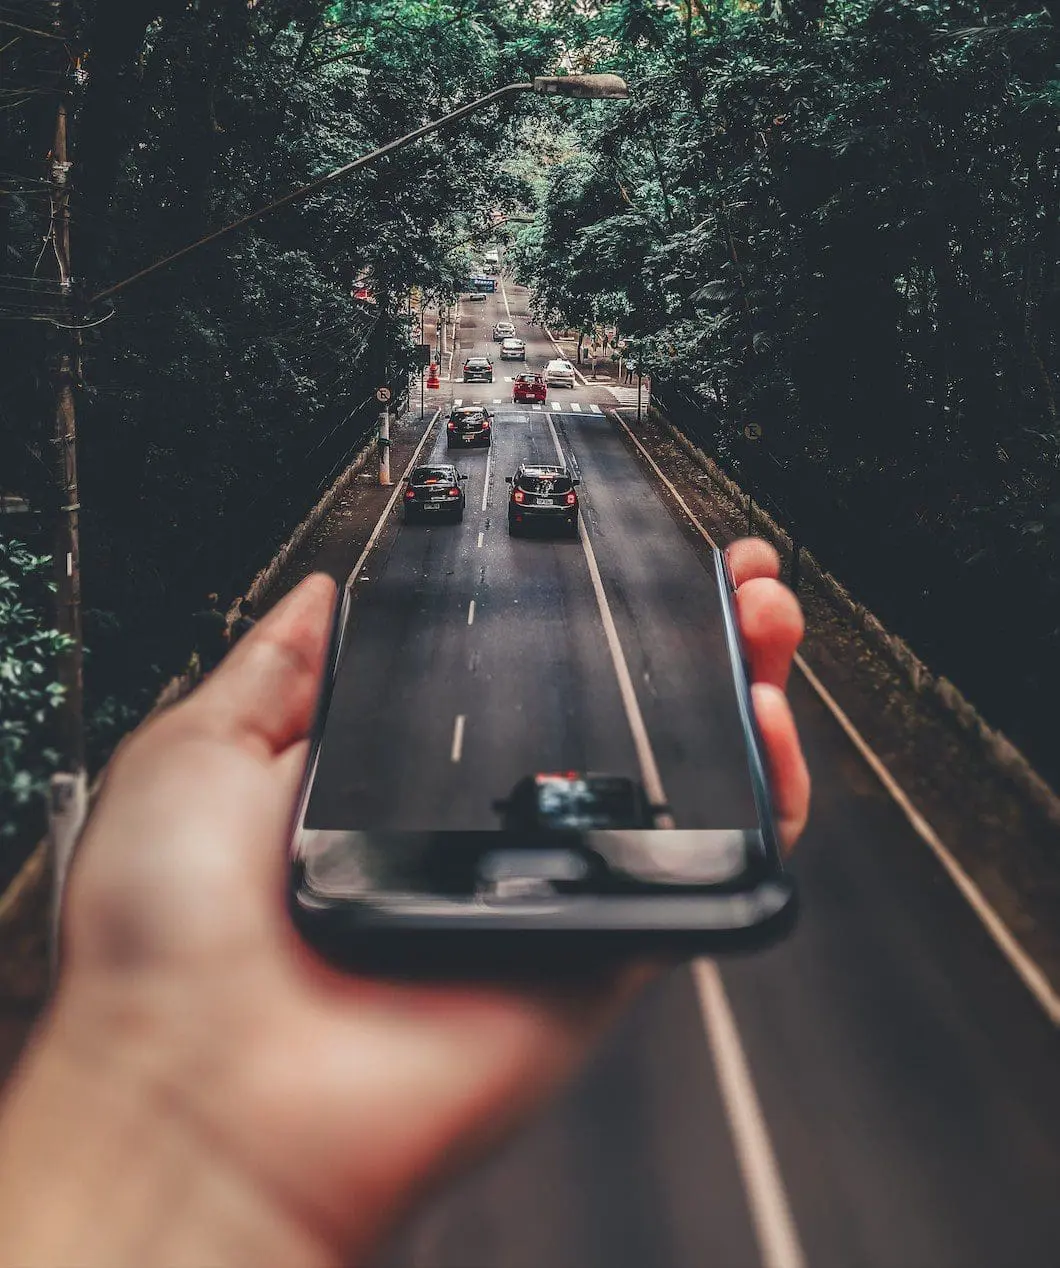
[0,538,807,1268]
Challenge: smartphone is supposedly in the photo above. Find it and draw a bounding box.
[288,546,796,975]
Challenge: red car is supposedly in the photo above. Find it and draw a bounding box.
[513,372,547,405]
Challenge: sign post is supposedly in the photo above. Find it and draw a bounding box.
[376,386,392,486]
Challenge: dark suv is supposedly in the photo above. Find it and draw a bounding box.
[403,464,468,523]
[506,464,579,537]
[462,356,494,384]
[493,773,658,831]
[446,406,492,449]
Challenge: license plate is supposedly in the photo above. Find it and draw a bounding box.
[424,503,442,512]
[534,497,554,506]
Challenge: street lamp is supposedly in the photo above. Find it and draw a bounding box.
[86,74,629,307]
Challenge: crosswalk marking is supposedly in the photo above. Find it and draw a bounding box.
[493,398,501,404]
[571,402,583,413]
[452,398,462,407]
[551,401,560,411]
[532,403,542,411]
[589,403,603,415]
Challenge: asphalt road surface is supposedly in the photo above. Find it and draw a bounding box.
[309,283,1060,1268]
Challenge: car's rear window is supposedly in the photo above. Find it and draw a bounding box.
[465,358,490,367]
[535,778,641,829]
[516,374,543,384]
[410,467,454,484]
[517,474,573,495]
[452,408,485,420]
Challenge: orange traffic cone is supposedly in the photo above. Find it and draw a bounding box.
[426,362,440,389]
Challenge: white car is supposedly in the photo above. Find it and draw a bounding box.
[501,337,526,360]
[545,358,576,388]
[492,321,516,341]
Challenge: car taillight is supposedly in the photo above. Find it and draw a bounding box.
[447,422,456,430]
[404,487,416,500]
[448,487,460,498]
[513,489,525,504]
[565,491,577,506]
[482,420,491,429]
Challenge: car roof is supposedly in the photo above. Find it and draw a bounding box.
[502,336,524,344]
[409,463,457,479]
[464,356,490,364]
[546,358,572,368]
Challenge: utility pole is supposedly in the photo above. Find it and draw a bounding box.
[48,83,88,974]
[379,402,391,484]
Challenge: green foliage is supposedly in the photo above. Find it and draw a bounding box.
[517,0,1060,771]
[0,540,70,846]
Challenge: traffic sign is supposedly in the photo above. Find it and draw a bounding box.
[744,423,763,441]
[375,386,392,403]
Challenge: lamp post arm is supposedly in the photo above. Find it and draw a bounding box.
[86,82,534,307]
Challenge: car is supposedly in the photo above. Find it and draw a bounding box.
[467,291,488,302]
[545,358,576,388]
[512,372,546,405]
[493,772,658,832]
[500,337,526,361]
[492,321,516,341]
[484,248,500,265]
[403,464,468,523]
[446,405,492,449]
[462,356,494,383]
[506,463,579,537]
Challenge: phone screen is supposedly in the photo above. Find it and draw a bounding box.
[291,540,779,922]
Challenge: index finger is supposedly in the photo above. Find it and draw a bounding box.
[182,573,337,758]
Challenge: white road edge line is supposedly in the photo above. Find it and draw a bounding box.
[347,408,441,585]
[693,962,807,1268]
[467,599,475,627]
[542,412,672,822]
[499,276,513,322]
[609,407,1060,1027]
[481,443,493,512]
[450,714,465,763]
[477,531,484,549]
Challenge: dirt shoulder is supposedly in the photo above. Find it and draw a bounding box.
[613,404,1060,993]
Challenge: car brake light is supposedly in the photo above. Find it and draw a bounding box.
[513,489,525,504]
[565,491,577,506]
[482,419,491,428]
[404,487,416,500]
[448,487,460,497]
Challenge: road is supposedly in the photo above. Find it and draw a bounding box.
[308,283,1060,1268]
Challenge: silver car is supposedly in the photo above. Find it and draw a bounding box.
[501,337,526,361]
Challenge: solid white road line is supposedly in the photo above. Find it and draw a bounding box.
[348,409,441,584]
[609,408,1060,1026]
[477,531,484,549]
[481,444,493,512]
[693,962,807,1268]
[543,411,672,821]
[500,277,513,322]
[450,715,465,763]
[467,599,475,627]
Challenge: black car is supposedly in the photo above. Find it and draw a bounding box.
[446,406,492,449]
[493,773,659,831]
[462,356,494,383]
[403,464,468,523]
[506,463,579,537]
